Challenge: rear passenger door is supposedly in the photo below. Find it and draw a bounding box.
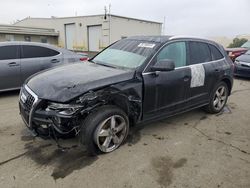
[0,45,21,90]
[20,45,62,82]
[186,41,224,107]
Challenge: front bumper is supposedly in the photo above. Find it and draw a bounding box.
[19,86,78,137]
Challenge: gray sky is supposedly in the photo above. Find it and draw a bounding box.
[1,0,249,37]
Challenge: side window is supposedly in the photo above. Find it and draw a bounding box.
[209,44,224,60]
[189,41,211,65]
[156,42,187,68]
[0,45,19,60]
[21,45,60,59]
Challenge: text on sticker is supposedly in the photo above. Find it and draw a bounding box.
[138,43,156,48]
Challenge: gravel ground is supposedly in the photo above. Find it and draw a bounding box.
[0,78,249,188]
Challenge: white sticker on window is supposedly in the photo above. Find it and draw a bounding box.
[190,64,205,88]
[138,43,155,48]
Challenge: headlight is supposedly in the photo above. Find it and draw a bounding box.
[46,102,83,116]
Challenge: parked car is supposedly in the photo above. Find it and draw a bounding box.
[241,41,250,49]
[234,50,250,77]
[0,41,87,92]
[76,52,89,61]
[19,36,234,155]
[226,41,250,61]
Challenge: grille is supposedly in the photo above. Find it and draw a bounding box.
[22,87,36,113]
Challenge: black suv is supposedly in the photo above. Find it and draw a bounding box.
[19,36,234,154]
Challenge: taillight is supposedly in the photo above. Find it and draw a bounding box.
[80,57,89,61]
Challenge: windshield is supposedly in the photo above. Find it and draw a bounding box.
[92,39,159,69]
[241,41,250,48]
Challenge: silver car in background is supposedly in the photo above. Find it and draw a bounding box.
[0,41,87,92]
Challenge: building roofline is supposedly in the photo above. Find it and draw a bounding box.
[15,14,162,25]
[0,24,59,36]
[111,14,162,24]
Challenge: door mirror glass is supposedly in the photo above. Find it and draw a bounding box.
[151,59,175,72]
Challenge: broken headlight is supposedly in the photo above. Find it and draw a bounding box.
[46,102,83,116]
[78,91,98,103]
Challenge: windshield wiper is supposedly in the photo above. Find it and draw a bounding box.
[96,62,118,69]
[89,59,95,63]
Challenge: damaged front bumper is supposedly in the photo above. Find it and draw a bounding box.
[19,85,81,138]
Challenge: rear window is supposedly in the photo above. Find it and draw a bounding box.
[21,45,60,59]
[209,44,224,60]
[189,41,211,65]
[0,45,19,60]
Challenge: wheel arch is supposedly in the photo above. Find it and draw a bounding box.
[78,87,142,127]
[108,93,141,127]
[221,77,233,95]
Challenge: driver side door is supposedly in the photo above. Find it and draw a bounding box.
[142,41,191,120]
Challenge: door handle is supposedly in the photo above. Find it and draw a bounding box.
[8,62,20,67]
[214,69,220,72]
[183,75,190,82]
[51,59,60,63]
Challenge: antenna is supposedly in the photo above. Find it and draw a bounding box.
[104,6,107,20]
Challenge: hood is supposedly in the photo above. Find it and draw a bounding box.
[26,62,135,102]
[236,53,250,63]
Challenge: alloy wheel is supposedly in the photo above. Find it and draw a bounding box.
[94,115,127,153]
[213,85,227,111]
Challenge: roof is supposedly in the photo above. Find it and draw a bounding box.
[127,36,172,43]
[0,24,59,36]
[126,35,220,45]
[15,14,162,25]
[111,14,162,24]
[0,41,52,45]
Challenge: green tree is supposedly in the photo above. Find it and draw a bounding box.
[228,38,248,48]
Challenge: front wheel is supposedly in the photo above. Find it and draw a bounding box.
[79,105,129,155]
[204,82,229,114]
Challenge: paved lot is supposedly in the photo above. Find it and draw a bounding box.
[0,78,249,188]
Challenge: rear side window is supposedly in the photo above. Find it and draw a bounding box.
[209,44,224,60]
[157,42,187,68]
[0,45,19,60]
[189,41,211,65]
[21,45,60,59]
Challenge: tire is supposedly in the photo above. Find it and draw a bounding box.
[204,81,229,114]
[79,105,129,155]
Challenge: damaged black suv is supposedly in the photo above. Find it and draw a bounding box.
[19,36,234,154]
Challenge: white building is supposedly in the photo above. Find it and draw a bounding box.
[0,24,58,44]
[15,14,162,51]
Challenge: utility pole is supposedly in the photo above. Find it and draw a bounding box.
[162,16,166,35]
[109,4,111,44]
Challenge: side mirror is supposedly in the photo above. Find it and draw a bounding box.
[151,59,175,72]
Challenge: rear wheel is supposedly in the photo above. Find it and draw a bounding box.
[79,105,129,155]
[204,82,229,114]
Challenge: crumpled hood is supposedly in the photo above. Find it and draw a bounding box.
[26,62,135,102]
